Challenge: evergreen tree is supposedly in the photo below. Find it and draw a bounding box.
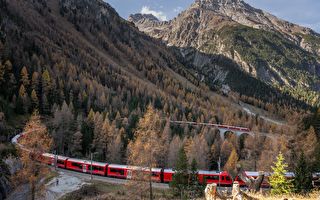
[188,158,203,198]
[313,108,320,135]
[293,152,313,194]
[269,152,293,195]
[170,147,189,198]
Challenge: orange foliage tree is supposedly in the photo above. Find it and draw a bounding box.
[14,110,53,200]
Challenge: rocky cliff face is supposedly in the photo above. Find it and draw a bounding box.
[130,0,320,107]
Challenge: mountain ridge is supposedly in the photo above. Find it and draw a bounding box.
[129,0,320,107]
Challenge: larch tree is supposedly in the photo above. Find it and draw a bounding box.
[107,126,124,164]
[52,101,75,154]
[70,115,84,157]
[269,152,293,195]
[224,148,239,182]
[91,112,105,158]
[20,66,30,88]
[31,72,40,92]
[127,105,164,200]
[31,89,39,109]
[303,126,318,164]
[14,111,53,200]
[167,135,183,168]
[17,84,29,114]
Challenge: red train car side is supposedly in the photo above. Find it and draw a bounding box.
[42,153,68,168]
[66,158,108,176]
[163,169,175,183]
[108,164,129,179]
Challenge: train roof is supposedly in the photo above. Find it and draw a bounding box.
[198,170,220,175]
[108,164,128,169]
[127,166,162,172]
[42,153,69,160]
[67,158,108,167]
[164,169,175,173]
[245,171,260,176]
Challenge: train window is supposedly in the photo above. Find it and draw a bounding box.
[206,175,220,180]
[92,166,103,171]
[221,176,225,180]
[72,162,82,169]
[226,176,231,181]
[57,160,65,165]
[152,172,159,177]
[110,168,125,175]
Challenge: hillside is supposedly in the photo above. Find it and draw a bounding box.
[129,0,320,107]
[0,0,318,182]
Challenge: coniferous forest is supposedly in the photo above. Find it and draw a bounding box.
[1,0,320,199]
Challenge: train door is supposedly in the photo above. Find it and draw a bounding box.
[127,170,132,179]
[83,164,87,173]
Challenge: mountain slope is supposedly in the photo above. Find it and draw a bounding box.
[0,0,294,137]
[129,0,320,107]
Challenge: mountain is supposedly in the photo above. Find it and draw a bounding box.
[129,0,320,107]
[0,0,318,186]
[0,0,296,139]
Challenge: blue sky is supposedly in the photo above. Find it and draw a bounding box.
[105,0,320,33]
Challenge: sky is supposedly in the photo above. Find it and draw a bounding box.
[105,0,320,33]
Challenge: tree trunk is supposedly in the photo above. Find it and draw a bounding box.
[31,182,35,200]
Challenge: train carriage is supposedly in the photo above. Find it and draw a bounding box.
[107,164,129,179]
[66,158,108,176]
[163,169,175,183]
[126,166,163,182]
[41,153,69,168]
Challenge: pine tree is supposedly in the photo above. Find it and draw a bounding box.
[188,158,203,198]
[293,152,313,194]
[170,147,189,198]
[269,152,293,195]
[312,108,320,135]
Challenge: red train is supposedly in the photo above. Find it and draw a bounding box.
[37,153,276,186]
[13,131,320,188]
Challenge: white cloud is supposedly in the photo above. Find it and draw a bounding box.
[141,6,167,21]
[173,6,183,13]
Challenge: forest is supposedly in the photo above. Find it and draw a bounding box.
[0,0,320,177]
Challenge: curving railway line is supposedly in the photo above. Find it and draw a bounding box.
[11,126,320,189]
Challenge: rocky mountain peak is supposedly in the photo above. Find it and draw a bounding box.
[196,0,242,6]
[129,13,159,23]
[194,0,246,10]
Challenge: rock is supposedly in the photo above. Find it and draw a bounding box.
[205,183,217,200]
[232,181,242,200]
